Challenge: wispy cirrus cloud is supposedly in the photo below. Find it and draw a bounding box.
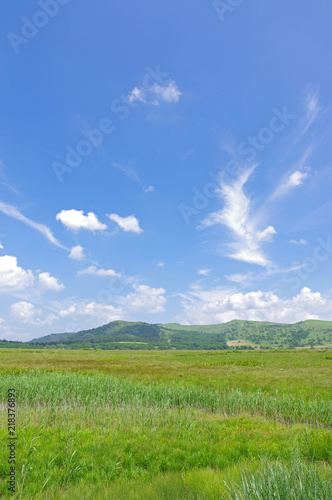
[303,85,321,135]
[289,85,321,150]
[0,201,67,249]
[201,166,276,267]
[198,269,211,276]
[112,162,155,194]
[271,167,311,200]
[270,144,312,201]
[290,238,307,245]
[112,161,141,184]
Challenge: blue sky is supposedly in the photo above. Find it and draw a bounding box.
[1,0,332,340]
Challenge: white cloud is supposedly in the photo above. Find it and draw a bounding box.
[272,168,310,199]
[0,255,34,291]
[0,202,66,249]
[69,245,85,260]
[119,284,166,313]
[289,170,310,187]
[225,273,255,285]
[198,269,211,276]
[150,81,182,104]
[58,302,123,324]
[176,286,331,325]
[56,283,166,329]
[107,214,143,234]
[290,239,307,245]
[56,209,107,232]
[144,185,155,193]
[112,162,141,184]
[128,87,146,104]
[303,86,320,135]
[10,301,38,323]
[128,80,182,106]
[77,265,121,278]
[10,301,56,325]
[289,87,320,150]
[38,272,65,292]
[0,255,66,295]
[157,262,165,267]
[201,167,275,267]
[0,241,3,249]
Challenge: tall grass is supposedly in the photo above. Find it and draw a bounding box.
[0,370,331,498]
[227,457,332,500]
[32,458,332,499]
[0,370,331,427]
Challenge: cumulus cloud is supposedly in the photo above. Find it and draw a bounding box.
[69,245,85,260]
[10,301,39,323]
[107,214,143,234]
[128,80,182,106]
[10,301,56,325]
[0,202,66,249]
[57,284,166,326]
[0,255,34,291]
[0,241,3,249]
[38,272,65,292]
[128,87,146,104]
[176,286,330,325]
[150,81,182,104]
[0,255,67,294]
[119,284,166,313]
[77,266,121,278]
[201,167,275,267]
[58,302,123,324]
[56,209,107,232]
[157,262,165,267]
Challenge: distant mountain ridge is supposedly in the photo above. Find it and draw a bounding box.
[1,319,332,350]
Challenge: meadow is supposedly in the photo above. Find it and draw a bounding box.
[0,349,331,499]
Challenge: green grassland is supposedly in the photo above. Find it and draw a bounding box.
[0,349,331,499]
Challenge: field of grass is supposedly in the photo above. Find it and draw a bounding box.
[0,349,331,499]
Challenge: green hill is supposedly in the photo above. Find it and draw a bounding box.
[14,319,332,350]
